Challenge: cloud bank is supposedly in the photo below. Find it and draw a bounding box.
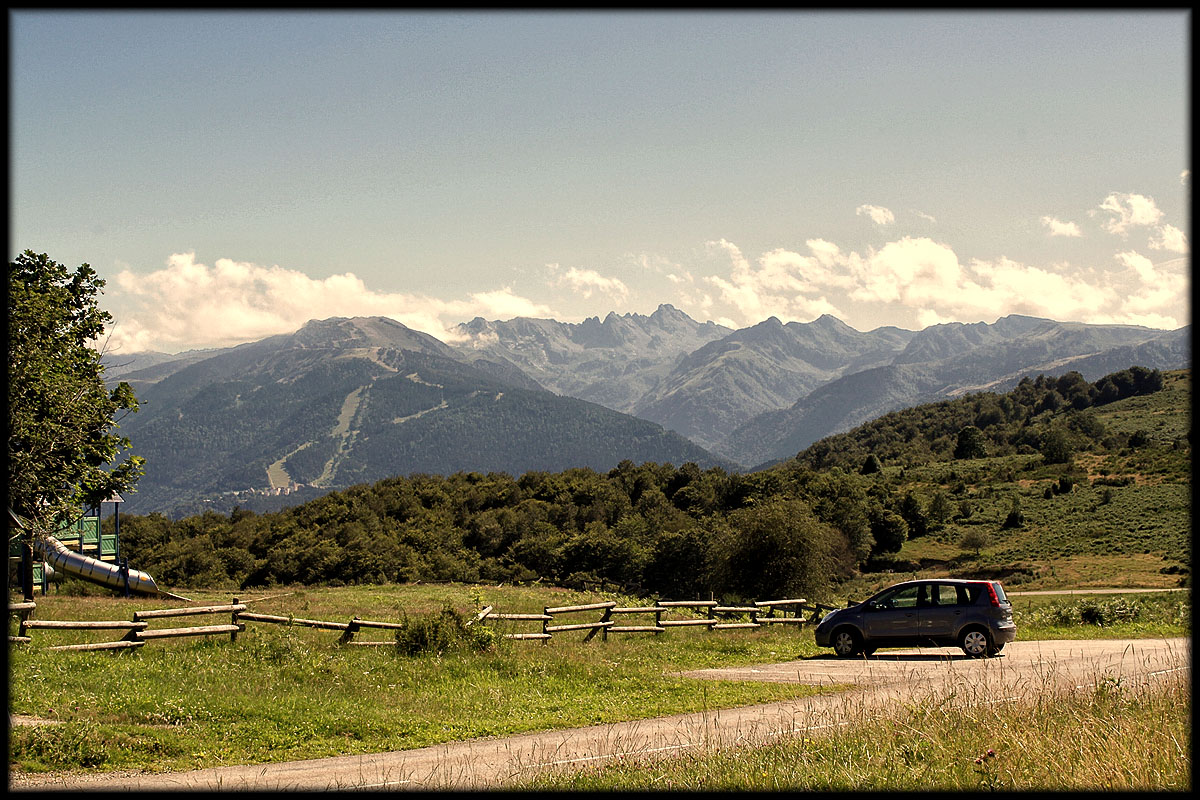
[103,190,1188,353]
[106,253,554,353]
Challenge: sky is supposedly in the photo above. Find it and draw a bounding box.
[9,10,1191,354]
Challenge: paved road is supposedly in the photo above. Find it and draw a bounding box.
[10,636,1188,792]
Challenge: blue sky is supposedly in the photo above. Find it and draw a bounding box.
[10,10,1190,353]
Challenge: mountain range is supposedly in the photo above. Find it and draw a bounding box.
[105,306,1189,516]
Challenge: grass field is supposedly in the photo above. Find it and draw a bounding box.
[7,582,1189,779]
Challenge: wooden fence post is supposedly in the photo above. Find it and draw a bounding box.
[341,617,360,645]
[231,597,239,643]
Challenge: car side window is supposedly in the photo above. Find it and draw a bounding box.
[889,586,920,609]
[957,584,981,605]
[934,584,958,605]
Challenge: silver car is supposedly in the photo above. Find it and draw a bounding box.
[814,578,1016,657]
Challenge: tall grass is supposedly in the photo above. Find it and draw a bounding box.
[521,660,1190,790]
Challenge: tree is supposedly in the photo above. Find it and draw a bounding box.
[954,426,989,459]
[8,251,144,566]
[1038,427,1073,465]
[1002,496,1025,529]
[868,506,908,555]
[960,528,990,557]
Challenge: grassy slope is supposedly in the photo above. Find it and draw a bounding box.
[834,369,1190,600]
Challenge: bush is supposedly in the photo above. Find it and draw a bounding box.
[393,607,498,656]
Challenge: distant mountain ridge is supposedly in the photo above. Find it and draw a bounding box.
[450,304,732,413]
[722,319,1190,468]
[106,309,1189,516]
[112,316,731,517]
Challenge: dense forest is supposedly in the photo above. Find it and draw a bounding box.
[111,366,1177,602]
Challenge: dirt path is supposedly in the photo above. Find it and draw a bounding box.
[9,637,1188,791]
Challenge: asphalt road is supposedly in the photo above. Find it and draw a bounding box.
[10,636,1188,792]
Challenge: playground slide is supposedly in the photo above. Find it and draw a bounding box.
[34,534,189,600]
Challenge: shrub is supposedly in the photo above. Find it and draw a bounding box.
[1002,497,1024,529]
[393,607,498,656]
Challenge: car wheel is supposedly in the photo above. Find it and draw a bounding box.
[832,627,863,657]
[960,628,992,658]
[986,641,1005,657]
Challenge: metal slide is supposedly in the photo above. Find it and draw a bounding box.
[34,533,189,600]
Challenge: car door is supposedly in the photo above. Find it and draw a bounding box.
[918,582,965,642]
[863,584,921,642]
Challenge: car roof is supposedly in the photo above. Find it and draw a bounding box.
[886,578,998,587]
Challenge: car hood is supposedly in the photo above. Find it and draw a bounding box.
[817,607,845,627]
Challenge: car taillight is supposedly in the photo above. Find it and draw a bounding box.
[984,583,1001,607]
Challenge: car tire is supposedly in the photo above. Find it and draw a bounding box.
[832,627,863,657]
[959,627,992,658]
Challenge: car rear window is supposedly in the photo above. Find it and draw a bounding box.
[990,582,1008,603]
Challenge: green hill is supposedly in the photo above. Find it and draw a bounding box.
[110,367,1190,600]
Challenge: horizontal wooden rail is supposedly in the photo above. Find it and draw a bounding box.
[753,599,807,608]
[9,601,37,613]
[22,619,147,631]
[237,612,350,631]
[545,621,613,633]
[757,617,806,624]
[349,618,406,630]
[504,633,551,640]
[611,606,667,614]
[136,624,244,640]
[134,603,246,620]
[9,635,33,644]
[659,618,717,627]
[544,601,617,614]
[712,622,760,630]
[608,625,665,634]
[48,640,145,652]
[657,599,718,607]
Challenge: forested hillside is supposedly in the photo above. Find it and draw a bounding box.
[110,367,1188,602]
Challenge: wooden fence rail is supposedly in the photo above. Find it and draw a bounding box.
[9,595,836,652]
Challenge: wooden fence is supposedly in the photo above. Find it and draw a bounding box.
[7,596,842,652]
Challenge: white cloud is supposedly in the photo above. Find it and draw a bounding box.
[1149,223,1189,254]
[914,210,937,223]
[694,234,1184,332]
[1181,170,1190,185]
[1094,192,1165,236]
[105,252,554,353]
[1041,216,1083,237]
[856,204,895,225]
[550,265,630,301]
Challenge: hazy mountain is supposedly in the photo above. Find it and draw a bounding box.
[449,304,733,412]
[723,317,1190,469]
[101,348,224,386]
[630,314,914,452]
[116,316,732,517]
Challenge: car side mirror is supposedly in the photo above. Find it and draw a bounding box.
[865,600,879,611]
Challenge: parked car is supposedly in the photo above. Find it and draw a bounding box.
[814,578,1016,658]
